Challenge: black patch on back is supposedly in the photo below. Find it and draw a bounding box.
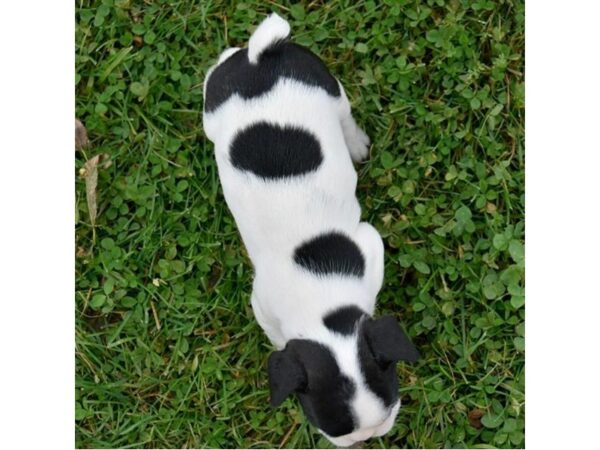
[357,323,399,407]
[323,306,366,336]
[294,232,365,277]
[204,42,341,113]
[287,340,356,437]
[230,122,322,179]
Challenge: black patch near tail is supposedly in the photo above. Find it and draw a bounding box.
[294,232,365,278]
[229,121,323,179]
[204,43,340,113]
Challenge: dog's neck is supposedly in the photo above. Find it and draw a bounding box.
[252,263,375,346]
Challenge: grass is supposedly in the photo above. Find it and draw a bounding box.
[75,0,524,448]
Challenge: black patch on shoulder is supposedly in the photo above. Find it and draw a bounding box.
[323,306,366,336]
[294,232,365,277]
[230,122,322,179]
[204,42,341,113]
[288,340,356,437]
[357,322,399,407]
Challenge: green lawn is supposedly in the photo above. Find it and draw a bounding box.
[75,1,524,448]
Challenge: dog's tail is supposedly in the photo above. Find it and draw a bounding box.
[247,13,290,64]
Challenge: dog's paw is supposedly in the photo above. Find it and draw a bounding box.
[347,125,371,162]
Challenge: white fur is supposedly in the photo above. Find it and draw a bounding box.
[204,78,377,346]
[203,15,396,447]
[247,13,290,64]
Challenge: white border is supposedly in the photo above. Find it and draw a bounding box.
[527,1,600,449]
[2,1,600,448]
[0,2,74,448]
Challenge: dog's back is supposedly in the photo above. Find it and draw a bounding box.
[203,15,361,264]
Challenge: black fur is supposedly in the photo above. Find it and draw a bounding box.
[229,122,323,179]
[294,232,365,277]
[268,348,308,407]
[268,340,355,437]
[204,42,341,113]
[357,324,399,407]
[357,317,420,407]
[323,305,366,336]
[363,316,420,365]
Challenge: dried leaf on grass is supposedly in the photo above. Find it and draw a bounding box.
[80,154,112,226]
[468,408,485,429]
[75,119,89,150]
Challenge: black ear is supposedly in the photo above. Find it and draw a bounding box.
[364,316,420,365]
[267,348,306,407]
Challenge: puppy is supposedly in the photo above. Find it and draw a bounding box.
[203,13,419,447]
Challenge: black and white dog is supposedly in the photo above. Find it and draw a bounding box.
[203,13,419,447]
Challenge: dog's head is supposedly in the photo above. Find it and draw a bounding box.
[268,309,419,446]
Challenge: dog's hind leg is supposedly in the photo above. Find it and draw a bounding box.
[336,81,371,162]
